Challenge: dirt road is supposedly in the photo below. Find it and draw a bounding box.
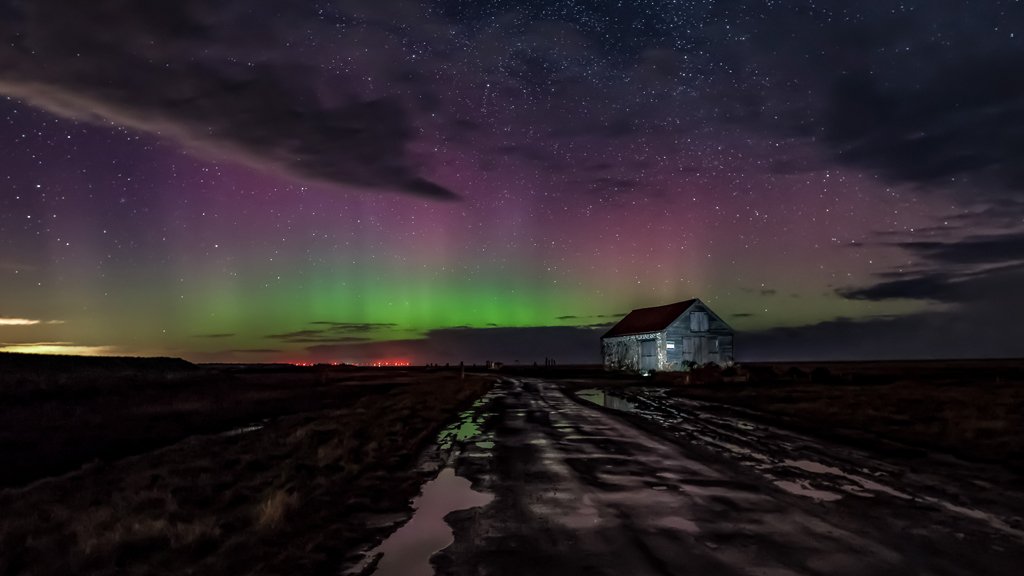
[419,378,1024,576]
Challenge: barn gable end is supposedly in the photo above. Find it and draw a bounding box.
[601,299,734,373]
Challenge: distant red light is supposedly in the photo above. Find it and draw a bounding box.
[365,359,411,367]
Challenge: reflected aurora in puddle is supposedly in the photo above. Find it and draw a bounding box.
[437,410,485,450]
[356,468,493,576]
[349,393,499,575]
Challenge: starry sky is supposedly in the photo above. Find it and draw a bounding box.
[1,0,1023,364]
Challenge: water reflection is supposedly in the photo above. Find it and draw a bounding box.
[773,479,843,502]
[222,422,265,437]
[575,389,638,413]
[437,399,495,451]
[357,468,493,576]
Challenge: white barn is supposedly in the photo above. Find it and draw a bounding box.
[601,299,735,373]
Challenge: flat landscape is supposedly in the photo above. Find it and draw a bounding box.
[0,354,491,575]
[4,3,1020,575]
[2,355,1024,575]
[665,360,1024,470]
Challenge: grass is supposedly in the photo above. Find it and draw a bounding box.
[0,358,492,576]
[256,490,298,529]
[0,355,431,487]
[665,361,1024,470]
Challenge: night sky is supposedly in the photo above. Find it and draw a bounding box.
[1,1,1023,364]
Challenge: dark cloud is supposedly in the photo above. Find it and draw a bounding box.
[273,335,372,345]
[742,292,1024,361]
[824,220,1024,358]
[308,322,398,332]
[557,313,624,322]
[700,3,1024,204]
[304,325,606,364]
[815,227,1024,358]
[895,233,1024,267]
[0,1,455,199]
[943,199,1024,229]
[267,321,396,344]
[821,56,1024,192]
[267,330,324,341]
[840,229,1024,305]
[839,272,958,303]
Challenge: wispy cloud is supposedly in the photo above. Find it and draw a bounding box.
[267,322,396,344]
[303,324,611,365]
[0,318,65,326]
[0,1,456,199]
[0,342,113,356]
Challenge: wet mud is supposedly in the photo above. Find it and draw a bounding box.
[429,379,1024,576]
[347,390,501,576]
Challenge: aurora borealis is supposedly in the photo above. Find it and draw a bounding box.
[2,1,1023,363]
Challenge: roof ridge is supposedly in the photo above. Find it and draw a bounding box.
[629,298,697,312]
[602,299,698,339]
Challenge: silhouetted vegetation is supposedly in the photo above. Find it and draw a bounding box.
[0,358,452,487]
[0,360,491,576]
[668,360,1024,471]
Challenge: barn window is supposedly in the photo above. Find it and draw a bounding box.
[690,311,709,332]
[710,338,720,353]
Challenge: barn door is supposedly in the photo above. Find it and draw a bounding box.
[682,337,695,363]
[639,340,658,371]
[693,337,707,364]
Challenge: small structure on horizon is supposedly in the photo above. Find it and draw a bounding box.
[601,299,734,373]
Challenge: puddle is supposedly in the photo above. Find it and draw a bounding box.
[779,467,1024,541]
[783,459,911,500]
[351,467,494,576]
[575,389,638,412]
[656,515,700,533]
[222,422,265,437]
[774,479,843,502]
[437,416,482,449]
[436,398,495,453]
[925,498,1024,542]
[787,459,844,476]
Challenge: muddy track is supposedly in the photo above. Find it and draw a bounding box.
[413,378,1024,576]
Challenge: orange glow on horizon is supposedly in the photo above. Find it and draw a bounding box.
[288,359,412,367]
[0,342,115,356]
[366,359,411,367]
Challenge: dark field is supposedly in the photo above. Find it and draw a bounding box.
[3,355,1024,575]
[663,360,1024,471]
[0,354,491,575]
[0,353,469,487]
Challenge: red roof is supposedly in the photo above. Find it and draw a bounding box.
[602,299,697,338]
